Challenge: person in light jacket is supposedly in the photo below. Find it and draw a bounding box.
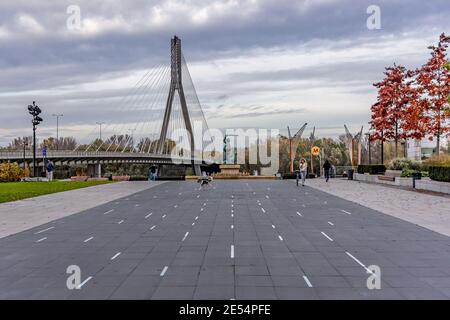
[299,158,308,187]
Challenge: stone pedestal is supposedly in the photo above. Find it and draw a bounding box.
[219,164,241,176]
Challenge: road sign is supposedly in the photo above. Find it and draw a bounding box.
[311,146,320,156]
[42,147,47,157]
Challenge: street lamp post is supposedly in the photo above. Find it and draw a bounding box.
[365,133,372,165]
[28,101,43,177]
[52,114,63,150]
[23,141,28,170]
[96,122,105,141]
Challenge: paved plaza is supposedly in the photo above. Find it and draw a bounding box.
[0,180,450,299]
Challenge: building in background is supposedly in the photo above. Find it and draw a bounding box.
[407,135,449,160]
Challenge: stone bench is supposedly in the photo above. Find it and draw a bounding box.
[378,170,402,182]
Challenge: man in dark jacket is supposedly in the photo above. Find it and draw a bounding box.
[46,160,55,182]
[323,160,331,182]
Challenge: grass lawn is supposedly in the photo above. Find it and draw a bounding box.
[0,180,113,204]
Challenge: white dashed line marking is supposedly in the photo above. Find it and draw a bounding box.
[271,225,276,229]
[200,208,204,212]
[36,237,47,243]
[261,208,266,213]
[230,245,235,258]
[76,276,93,289]
[345,252,374,274]
[84,237,94,243]
[303,275,313,287]
[192,222,195,226]
[265,195,269,199]
[118,220,124,224]
[341,209,352,215]
[328,221,334,226]
[321,231,334,242]
[174,205,178,208]
[182,232,189,242]
[150,225,156,230]
[195,216,199,220]
[135,204,140,207]
[231,214,234,218]
[145,213,153,219]
[103,209,114,215]
[197,195,200,198]
[111,252,121,260]
[34,226,54,234]
[278,235,284,241]
[296,211,302,217]
[231,225,234,229]
[160,266,168,276]
[162,214,166,218]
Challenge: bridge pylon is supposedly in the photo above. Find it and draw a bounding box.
[157,36,201,176]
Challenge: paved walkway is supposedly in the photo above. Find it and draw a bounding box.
[306,178,450,237]
[0,181,165,239]
[0,180,449,299]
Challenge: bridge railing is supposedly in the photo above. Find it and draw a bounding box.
[0,150,202,163]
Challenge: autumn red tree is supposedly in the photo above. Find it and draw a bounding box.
[370,64,415,158]
[416,33,450,156]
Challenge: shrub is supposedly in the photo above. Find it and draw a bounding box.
[429,166,450,182]
[422,155,450,171]
[388,158,423,171]
[0,163,25,182]
[357,164,386,174]
[400,170,429,178]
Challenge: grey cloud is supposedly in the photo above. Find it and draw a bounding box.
[0,0,449,145]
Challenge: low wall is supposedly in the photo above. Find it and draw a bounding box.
[355,173,450,194]
[415,178,450,194]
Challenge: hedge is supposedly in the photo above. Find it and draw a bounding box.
[129,176,148,181]
[429,166,450,182]
[357,164,386,175]
[158,176,185,181]
[129,175,186,181]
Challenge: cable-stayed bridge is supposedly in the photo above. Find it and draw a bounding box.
[0,36,211,176]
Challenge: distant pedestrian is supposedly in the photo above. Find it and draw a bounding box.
[46,160,55,182]
[149,165,157,181]
[299,158,307,187]
[323,160,331,182]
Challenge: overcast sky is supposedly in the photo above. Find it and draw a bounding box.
[0,0,449,146]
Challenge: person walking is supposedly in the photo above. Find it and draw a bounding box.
[323,159,331,182]
[46,160,55,182]
[148,166,153,181]
[150,165,157,181]
[299,158,308,187]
